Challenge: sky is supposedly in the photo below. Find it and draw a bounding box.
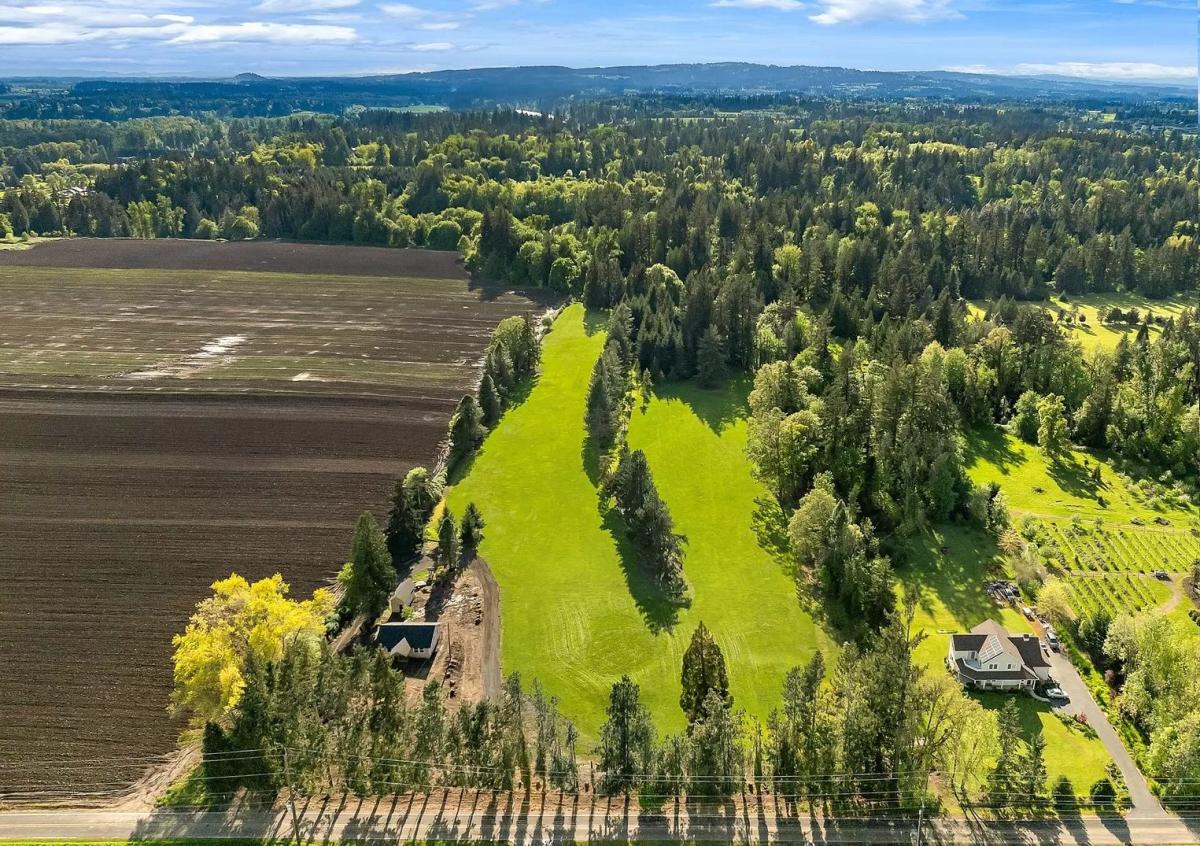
[0,0,1194,83]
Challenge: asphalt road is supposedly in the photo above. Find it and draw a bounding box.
[4,792,1200,844]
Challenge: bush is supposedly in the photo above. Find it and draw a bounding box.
[1089,777,1116,810]
[1052,775,1077,811]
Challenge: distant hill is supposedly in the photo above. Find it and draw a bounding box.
[1,62,1191,120]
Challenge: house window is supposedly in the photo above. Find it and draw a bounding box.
[989,664,996,669]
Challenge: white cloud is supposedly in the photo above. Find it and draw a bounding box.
[168,22,357,43]
[1015,61,1196,81]
[255,0,359,11]
[0,9,357,45]
[710,0,803,10]
[945,61,1196,82]
[410,40,453,50]
[809,0,958,25]
[379,4,465,30]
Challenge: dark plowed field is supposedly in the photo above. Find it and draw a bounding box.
[0,239,468,279]
[0,241,545,795]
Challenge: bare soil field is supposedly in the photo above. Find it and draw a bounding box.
[0,240,542,796]
[0,238,468,279]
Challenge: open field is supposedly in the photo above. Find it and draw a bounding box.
[967,292,1195,354]
[0,240,542,793]
[446,304,830,741]
[1040,293,1195,353]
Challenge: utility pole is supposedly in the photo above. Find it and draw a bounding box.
[282,747,303,845]
[915,798,925,846]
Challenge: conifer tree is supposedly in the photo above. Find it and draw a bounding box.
[343,512,395,618]
[680,621,731,725]
[478,373,502,425]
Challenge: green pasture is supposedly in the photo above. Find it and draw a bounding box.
[446,303,831,740]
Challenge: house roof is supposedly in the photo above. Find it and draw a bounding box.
[376,621,439,652]
[952,619,1050,676]
[953,657,1038,683]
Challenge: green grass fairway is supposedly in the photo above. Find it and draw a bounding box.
[447,304,831,740]
[898,525,1112,788]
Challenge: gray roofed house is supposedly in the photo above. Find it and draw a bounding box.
[376,621,440,660]
[946,620,1051,692]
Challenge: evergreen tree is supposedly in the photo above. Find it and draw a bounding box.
[343,512,395,618]
[436,509,458,570]
[603,449,687,596]
[679,621,731,725]
[478,374,502,426]
[696,325,726,387]
[989,698,1022,806]
[459,502,485,556]
[1024,732,1048,807]
[449,395,484,458]
[596,675,655,794]
[385,466,440,560]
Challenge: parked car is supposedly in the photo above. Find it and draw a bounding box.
[1046,687,1068,700]
[1046,631,1060,651]
[1022,606,1034,619]
[1153,570,1170,580]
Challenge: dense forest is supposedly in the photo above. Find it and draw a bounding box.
[6,92,1198,805]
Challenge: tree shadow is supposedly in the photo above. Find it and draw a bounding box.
[581,434,605,488]
[583,308,609,337]
[751,495,792,574]
[599,508,683,633]
[962,425,1027,476]
[1045,453,1108,503]
[653,375,750,434]
[895,525,1007,631]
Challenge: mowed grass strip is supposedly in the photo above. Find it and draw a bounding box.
[448,304,830,740]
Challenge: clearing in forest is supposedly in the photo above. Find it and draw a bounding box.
[447,303,832,740]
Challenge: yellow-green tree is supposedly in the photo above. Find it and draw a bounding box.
[171,573,333,725]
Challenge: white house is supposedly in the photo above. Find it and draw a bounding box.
[947,620,1051,692]
[376,621,441,660]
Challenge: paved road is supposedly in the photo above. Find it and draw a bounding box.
[3,793,1200,844]
[1036,631,1165,816]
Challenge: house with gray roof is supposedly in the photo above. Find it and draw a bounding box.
[376,621,441,660]
[946,620,1051,692]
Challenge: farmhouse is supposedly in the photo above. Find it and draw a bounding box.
[376,621,441,660]
[946,620,1051,692]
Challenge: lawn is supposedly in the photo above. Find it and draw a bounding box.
[962,426,1197,526]
[446,303,832,740]
[974,692,1113,791]
[897,525,1113,789]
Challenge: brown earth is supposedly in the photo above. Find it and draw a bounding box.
[0,239,469,279]
[0,241,545,797]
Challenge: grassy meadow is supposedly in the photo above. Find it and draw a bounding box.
[968,292,1194,354]
[447,304,832,740]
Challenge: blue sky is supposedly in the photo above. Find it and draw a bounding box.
[0,0,1194,82]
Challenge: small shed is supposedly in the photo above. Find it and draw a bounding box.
[376,621,441,660]
[390,578,417,613]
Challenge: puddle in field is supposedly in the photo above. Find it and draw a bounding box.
[124,334,247,380]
